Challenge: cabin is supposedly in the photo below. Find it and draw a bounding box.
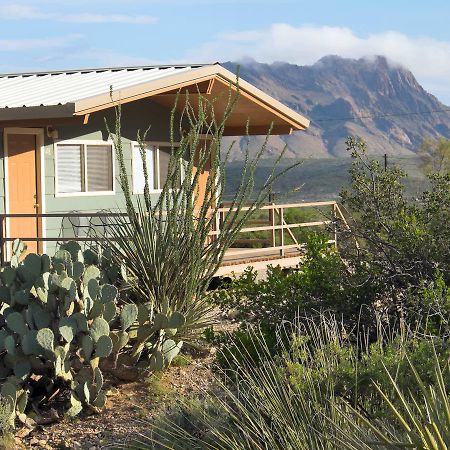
[0,63,343,273]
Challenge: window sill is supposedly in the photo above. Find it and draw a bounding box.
[133,190,163,195]
[54,191,116,198]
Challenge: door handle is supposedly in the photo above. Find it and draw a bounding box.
[33,203,39,209]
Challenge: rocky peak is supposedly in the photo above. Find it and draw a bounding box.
[223,56,450,159]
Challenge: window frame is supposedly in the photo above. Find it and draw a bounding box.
[54,139,115,197]
[132,141,183,195]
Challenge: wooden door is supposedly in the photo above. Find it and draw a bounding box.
[7,134,39,254]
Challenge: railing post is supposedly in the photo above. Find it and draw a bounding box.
[269,203,276,248]
[332,203,338,250]
[279,207,284,257]
[0,215,4,266]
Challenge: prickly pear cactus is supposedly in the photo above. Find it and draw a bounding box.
[0,241,120,423]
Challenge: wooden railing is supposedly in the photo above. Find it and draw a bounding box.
[0,201,350,265]
[211,201,350,259]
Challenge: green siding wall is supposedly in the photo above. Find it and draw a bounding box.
[0,98,181,255]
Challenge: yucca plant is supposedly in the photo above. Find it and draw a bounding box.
[103,84,300,357]
[120,325,345,450]
[118,316,374,449]
[334,347,450,450]
[115,314,450,449]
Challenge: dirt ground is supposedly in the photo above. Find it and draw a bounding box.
[13,351,216,450]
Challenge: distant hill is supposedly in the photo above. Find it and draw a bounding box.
[224,155,428,202]
[223,56,450,159]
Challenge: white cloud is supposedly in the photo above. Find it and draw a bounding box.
[0,3,158,24]
[0,34,82,51]
[188,23,450,103]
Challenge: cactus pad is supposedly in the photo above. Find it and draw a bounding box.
[162,339,183,366]
[59,316,77,343]
[90,317,110,343]
[168,312,186,329]
[153,313,169,330]
[83,266,100,286]
[6,312,28,335]
[82,335,94,360]
[120,304,138,331]
[36,328,54,353]
[95,335,113,358]
[99,284,118,304]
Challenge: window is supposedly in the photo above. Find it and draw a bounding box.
[132,143,182,193]
[56,142,114,195]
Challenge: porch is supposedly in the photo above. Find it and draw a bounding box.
[0,200,349,275]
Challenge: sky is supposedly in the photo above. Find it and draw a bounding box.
[2,0,450,102]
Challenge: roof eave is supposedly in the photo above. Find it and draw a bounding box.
[0,103,75,122]
[72,64,310,131]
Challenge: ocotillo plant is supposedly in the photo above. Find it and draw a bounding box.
[104,81,300,363]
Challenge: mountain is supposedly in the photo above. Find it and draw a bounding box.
[222,56,450,159]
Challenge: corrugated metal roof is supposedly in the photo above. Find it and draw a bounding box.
[0,64,210,109]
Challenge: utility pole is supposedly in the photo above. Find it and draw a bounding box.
[384,153,387,171]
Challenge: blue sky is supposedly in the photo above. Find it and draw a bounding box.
[2,0,450,102]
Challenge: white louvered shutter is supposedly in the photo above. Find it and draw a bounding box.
[57,144,83,193]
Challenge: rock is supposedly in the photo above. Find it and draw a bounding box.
[227,308,240,320]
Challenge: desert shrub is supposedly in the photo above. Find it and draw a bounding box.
[405,269,450,336]
[335,346,450,449]
[287,325,449,417]
[121,323,345,450]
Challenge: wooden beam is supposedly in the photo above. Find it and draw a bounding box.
[222,124,295,136]
[73,65,310,130]
[206,78,215,95]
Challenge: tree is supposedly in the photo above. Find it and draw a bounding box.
[418,137,450,175]
[339,137,450,320]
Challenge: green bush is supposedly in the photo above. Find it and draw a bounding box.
[334,346,450,449]
[287,329,449,417]
[218,233,370,331]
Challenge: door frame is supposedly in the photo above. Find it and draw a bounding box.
[3,127,46,258]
